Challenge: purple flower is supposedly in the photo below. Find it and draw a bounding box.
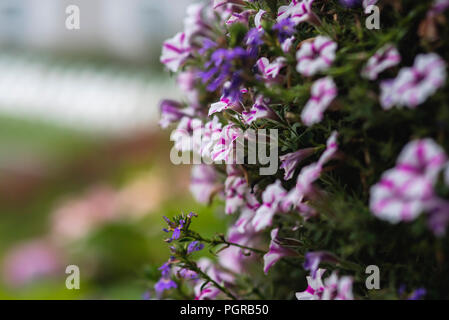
[263,228,297,273]
[158,100,186,128]
[303,251,339,278]
[339,0,362,8]
[280,147,316,180]
[154,277,177,294]
[273,18,296,43]
[245,27,264,57]
[409,288,427,300]
[187,241,205,254]
[158,262,171,277]
[162,216,185,242]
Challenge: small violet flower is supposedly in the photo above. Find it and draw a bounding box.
[296,36,337,76]
[187,241,204,254]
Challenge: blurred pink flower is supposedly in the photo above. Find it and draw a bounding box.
[2,239,63,287]
[296,37,337,76]
[301,77,337,126]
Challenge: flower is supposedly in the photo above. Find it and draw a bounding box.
[379,79,396,110]
[322,272,354,300]
[163,216,186,242]
[303,251,339,278]
[190,164,220,204]
[209,84,246,116]
[301,77,337,126]
[158,100,186,128]
[408,288,427,300]
[224,165,248,214]
[273,18,296,43]
[278,0,318,26]
[256,57,287,80]
[201,116,223,159]
[281,36,295,53]
[279,147,316,180]
[295,268,326,300]
[170,117,203,152]
[187,241,205,254]
[212,125,244,163]
[361,44,401,80]
[160,32,191,72]
[2,239,63,287]
[263,228,297,273]
[254,9,266,29]
[283,132,339,210]
[382,53,446,109]
[245,27,265,57]
[370,138,447,223]
[242,95,275,125]
[296,36,337,76]
[429,0,449,16]
[252,180,288,231]
[154,277,177,295]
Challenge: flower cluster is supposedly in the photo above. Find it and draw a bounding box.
[156,0,449,300]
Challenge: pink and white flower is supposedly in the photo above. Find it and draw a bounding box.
[212,125,244,162]
[209,83,246,116]
[322,272,354,300]
[296,36,337,76]
[170,117,203,152]
[361,44,401,80]
[257,57,287,80]
[301,77,338,126]
[370,138,447,223]
[363,0,379,13]
[201,116,223,159]
[282,36,295,53]
[224,171,248,214]
[295,268,326,300]
[242,96,276,125]
[277,0,318,26]
[263,228,297,274]
[160,32,191,72]
[382,53,446,109]
[190,164,220,204]
[283,132,338,210]
[280,147,316,180]
[252,180,288,231]
[254,9,266,29]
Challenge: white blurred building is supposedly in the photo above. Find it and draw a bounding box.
[0,0,197,133]
[0,0,195,61]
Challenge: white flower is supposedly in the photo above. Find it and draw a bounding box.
[170,117,202,152]
[362,44,401,80]
[252,180,287,231]
[385,53,446,109]
[295,268,326,300]
[296,36,337,76]
[301,77,337,126]
[278,0,316,25]
[160,32,191,72]
[256,57,287,80]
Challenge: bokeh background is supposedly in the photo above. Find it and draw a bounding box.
[0,0,225,299]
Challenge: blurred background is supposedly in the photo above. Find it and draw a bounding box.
[0,0,225,299]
